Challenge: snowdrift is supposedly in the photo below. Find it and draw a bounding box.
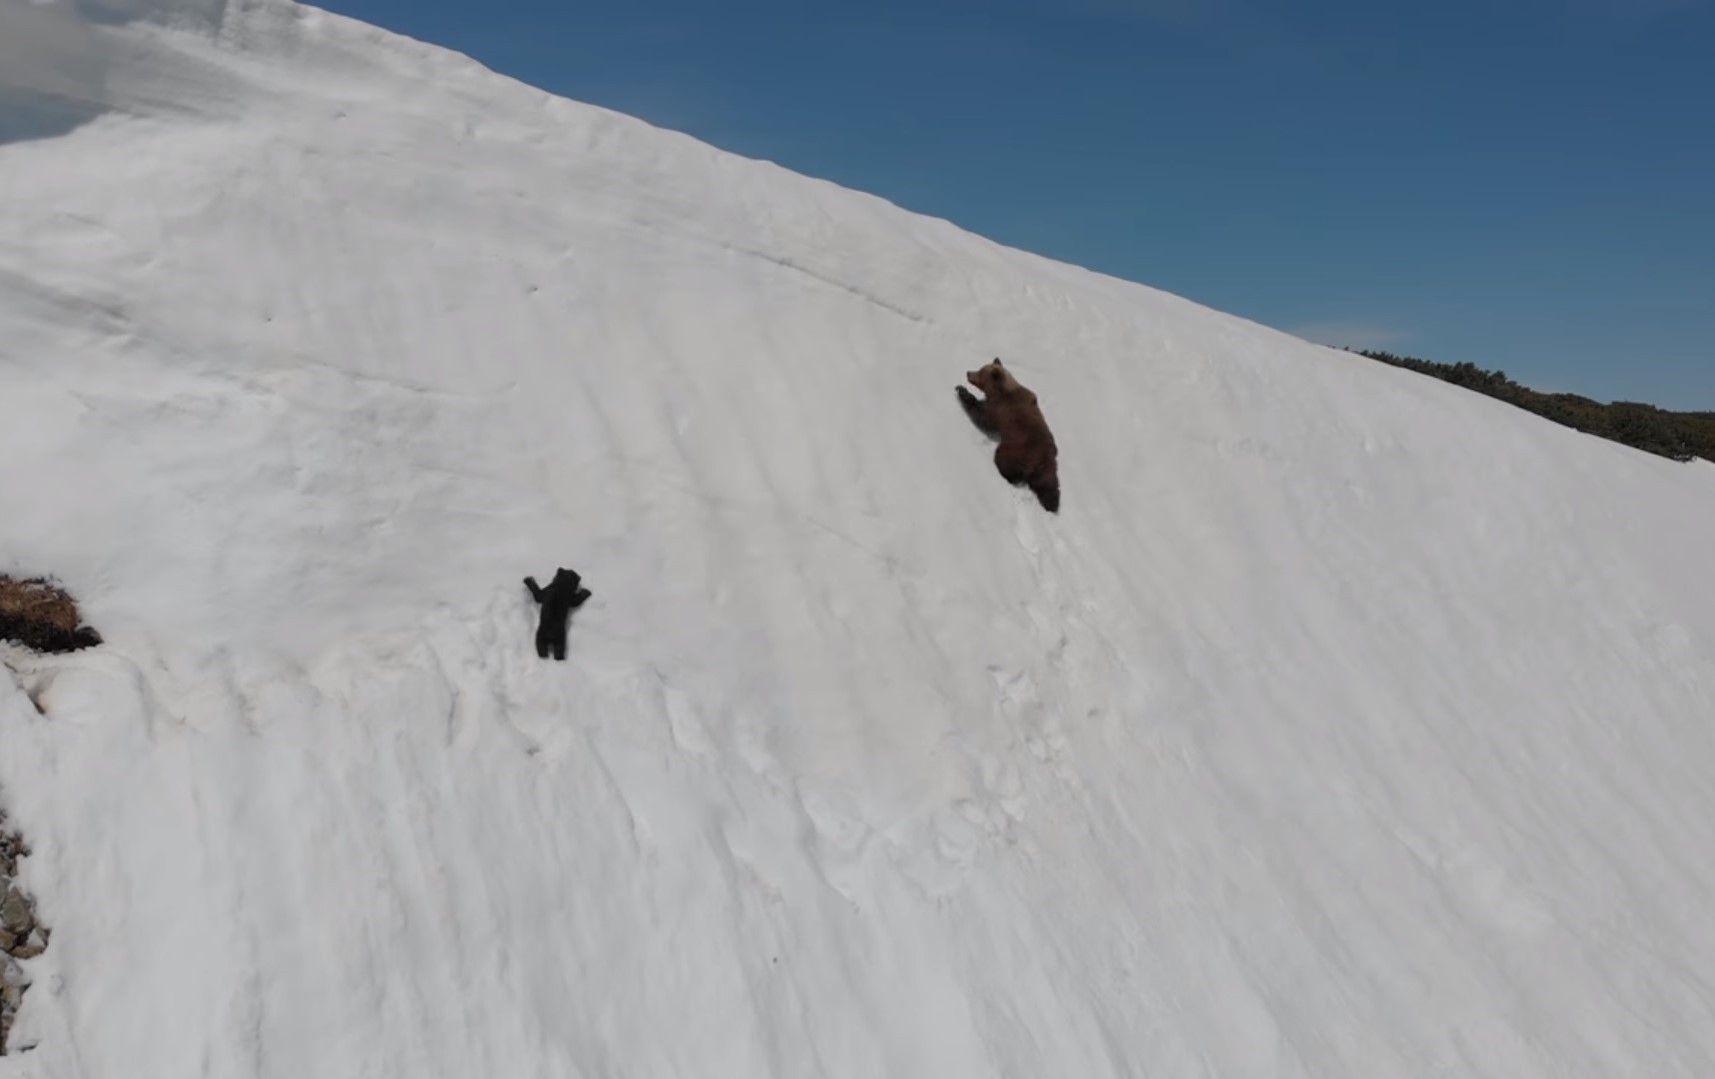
[3,2,1715,1076]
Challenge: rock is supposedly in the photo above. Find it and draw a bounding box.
[0,890,30,937]
[0,929,14,954]
[11,931,45,960]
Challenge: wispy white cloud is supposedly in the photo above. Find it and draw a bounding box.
[0,0,109,142]
[0,0,227,143]
[0,1,99,99]
[1289,321,1411,352]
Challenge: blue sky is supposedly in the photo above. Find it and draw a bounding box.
[324,0,1714,408]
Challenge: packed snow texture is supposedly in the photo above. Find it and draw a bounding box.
[3,2,1715,1076]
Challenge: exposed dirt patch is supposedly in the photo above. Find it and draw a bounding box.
[0,575,101,654]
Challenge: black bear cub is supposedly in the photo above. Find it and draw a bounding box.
[524,567,592,661]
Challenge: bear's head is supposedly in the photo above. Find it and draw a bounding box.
[552,567,591,604]
[966,359,1019,397]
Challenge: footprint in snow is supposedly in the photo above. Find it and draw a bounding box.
[1012,501,1041,557]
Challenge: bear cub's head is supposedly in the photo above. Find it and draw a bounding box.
[552,567,592,606]
[965,359,1020,398]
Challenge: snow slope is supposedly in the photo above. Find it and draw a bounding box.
[3,2,1715,1076]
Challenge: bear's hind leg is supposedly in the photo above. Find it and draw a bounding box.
[993,442,1030,486]
[1029,476,1060,513]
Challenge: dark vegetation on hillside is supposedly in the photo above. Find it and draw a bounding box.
[1351,350,1715,465]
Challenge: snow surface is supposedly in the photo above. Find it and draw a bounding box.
[3,2,1715,1076]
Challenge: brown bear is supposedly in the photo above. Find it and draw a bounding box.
[956,359,1060,513]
